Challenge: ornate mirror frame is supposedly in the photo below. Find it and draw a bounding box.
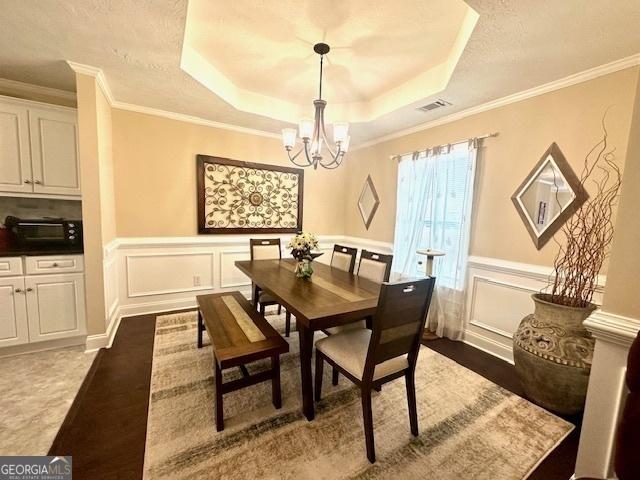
[358,175,380,230]
[511,143,588,250]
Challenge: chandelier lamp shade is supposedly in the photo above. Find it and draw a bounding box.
[282,43,350,169]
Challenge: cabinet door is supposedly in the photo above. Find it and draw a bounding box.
[0,277,29,347]
[25,273,86,342]
[28,107,80,196]
[0,102,33,193]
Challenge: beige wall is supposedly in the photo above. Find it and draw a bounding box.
[345,67,640,270]
[96,86,116,245]
[111,110,346,237]
[76,73,115,335]
[602,71,640,319]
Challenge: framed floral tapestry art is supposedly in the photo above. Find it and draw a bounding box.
[197,155,304,234]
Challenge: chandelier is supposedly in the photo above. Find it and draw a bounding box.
[282,43,350,170]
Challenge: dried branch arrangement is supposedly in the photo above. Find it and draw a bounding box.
[548,115,622,307]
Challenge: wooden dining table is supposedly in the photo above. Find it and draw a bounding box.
[235,258,382,420]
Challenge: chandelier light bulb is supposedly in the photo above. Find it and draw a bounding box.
[333,122,349,143]
[282,128,297,149]
[298,118,314,139]
[341,135,351,153]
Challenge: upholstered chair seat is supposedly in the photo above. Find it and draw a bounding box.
[324,319,366,335]
[316,329,408,381]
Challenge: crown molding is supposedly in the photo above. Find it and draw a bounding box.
[66,61,116,105]
[110,101,281,139]
[0,77,76,102]
[353,53,640,151]
[65,61,280,140]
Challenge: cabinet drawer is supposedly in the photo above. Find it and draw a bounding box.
[0,257,23,277]
[25,255,84,274]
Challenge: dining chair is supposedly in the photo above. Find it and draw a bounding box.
[315,277,436,463]
[330,244,358,274]
[325,250,394,384]
[249,238,292,336]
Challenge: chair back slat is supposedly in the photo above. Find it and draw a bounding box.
[363,278,436,380]
[357,250,393,283]
[250,238,282,260]
[331,244,358,273]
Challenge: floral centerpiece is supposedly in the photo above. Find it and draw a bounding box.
[287,231,319,279]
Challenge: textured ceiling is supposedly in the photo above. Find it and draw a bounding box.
[182,0,476,122]
[0,0,639,145]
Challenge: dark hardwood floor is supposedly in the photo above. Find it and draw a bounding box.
[50,311,581,479]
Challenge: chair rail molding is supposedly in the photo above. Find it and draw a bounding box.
[463,256,606,363]
[573,310,639,480]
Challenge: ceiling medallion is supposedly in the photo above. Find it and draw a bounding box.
[281,43,350,170]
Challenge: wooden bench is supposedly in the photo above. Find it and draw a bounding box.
[196,291,289,431]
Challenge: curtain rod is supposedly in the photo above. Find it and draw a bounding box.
[390,132,499,160]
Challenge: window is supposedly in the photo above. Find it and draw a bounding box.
[394,142,476,290]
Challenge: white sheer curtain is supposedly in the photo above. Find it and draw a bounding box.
[391,141,478,340]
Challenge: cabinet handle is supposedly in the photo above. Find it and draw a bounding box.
[34,180,42,184]
[26,288,33,292]
[52,262,59,267]
[15,288,23,293]
[24,179,31,184]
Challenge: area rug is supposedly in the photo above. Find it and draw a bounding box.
[143,310,573,480]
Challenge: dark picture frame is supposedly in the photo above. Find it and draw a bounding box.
[511,143,588,250]
[197,155,304,234]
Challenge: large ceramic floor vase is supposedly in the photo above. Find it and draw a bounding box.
[513,293,596,415]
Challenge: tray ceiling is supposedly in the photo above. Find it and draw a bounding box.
[0,0,639,145]
[181,0,478,123]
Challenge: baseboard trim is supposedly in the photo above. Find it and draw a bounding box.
[85,306,122,352]
[462,329,515,365]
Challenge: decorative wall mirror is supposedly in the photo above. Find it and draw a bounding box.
[511,143,588,249]
[358,175,380,230]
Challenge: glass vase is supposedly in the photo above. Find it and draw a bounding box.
[295,259,314,279]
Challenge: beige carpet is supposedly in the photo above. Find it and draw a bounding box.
[0,346,96,455]
[144,311,573,480]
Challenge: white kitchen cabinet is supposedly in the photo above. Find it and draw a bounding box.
[0,102,32,193]
[0,97,80,197]
[28,107,80,196]
[0,277,29,347]
[24,272,86,342]
[0,256,23,277]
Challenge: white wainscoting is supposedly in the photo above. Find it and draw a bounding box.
[95,235,603,366]
[463,256,606,363]
[88,234,391,350]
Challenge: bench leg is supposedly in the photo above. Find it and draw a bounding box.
[332,366,339,386]
[239,365,250,377]
[259,303,266,316]
[272,355,282,409]
[197,310,203,348]
[214,358,224,432]
[277,304,282,315]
